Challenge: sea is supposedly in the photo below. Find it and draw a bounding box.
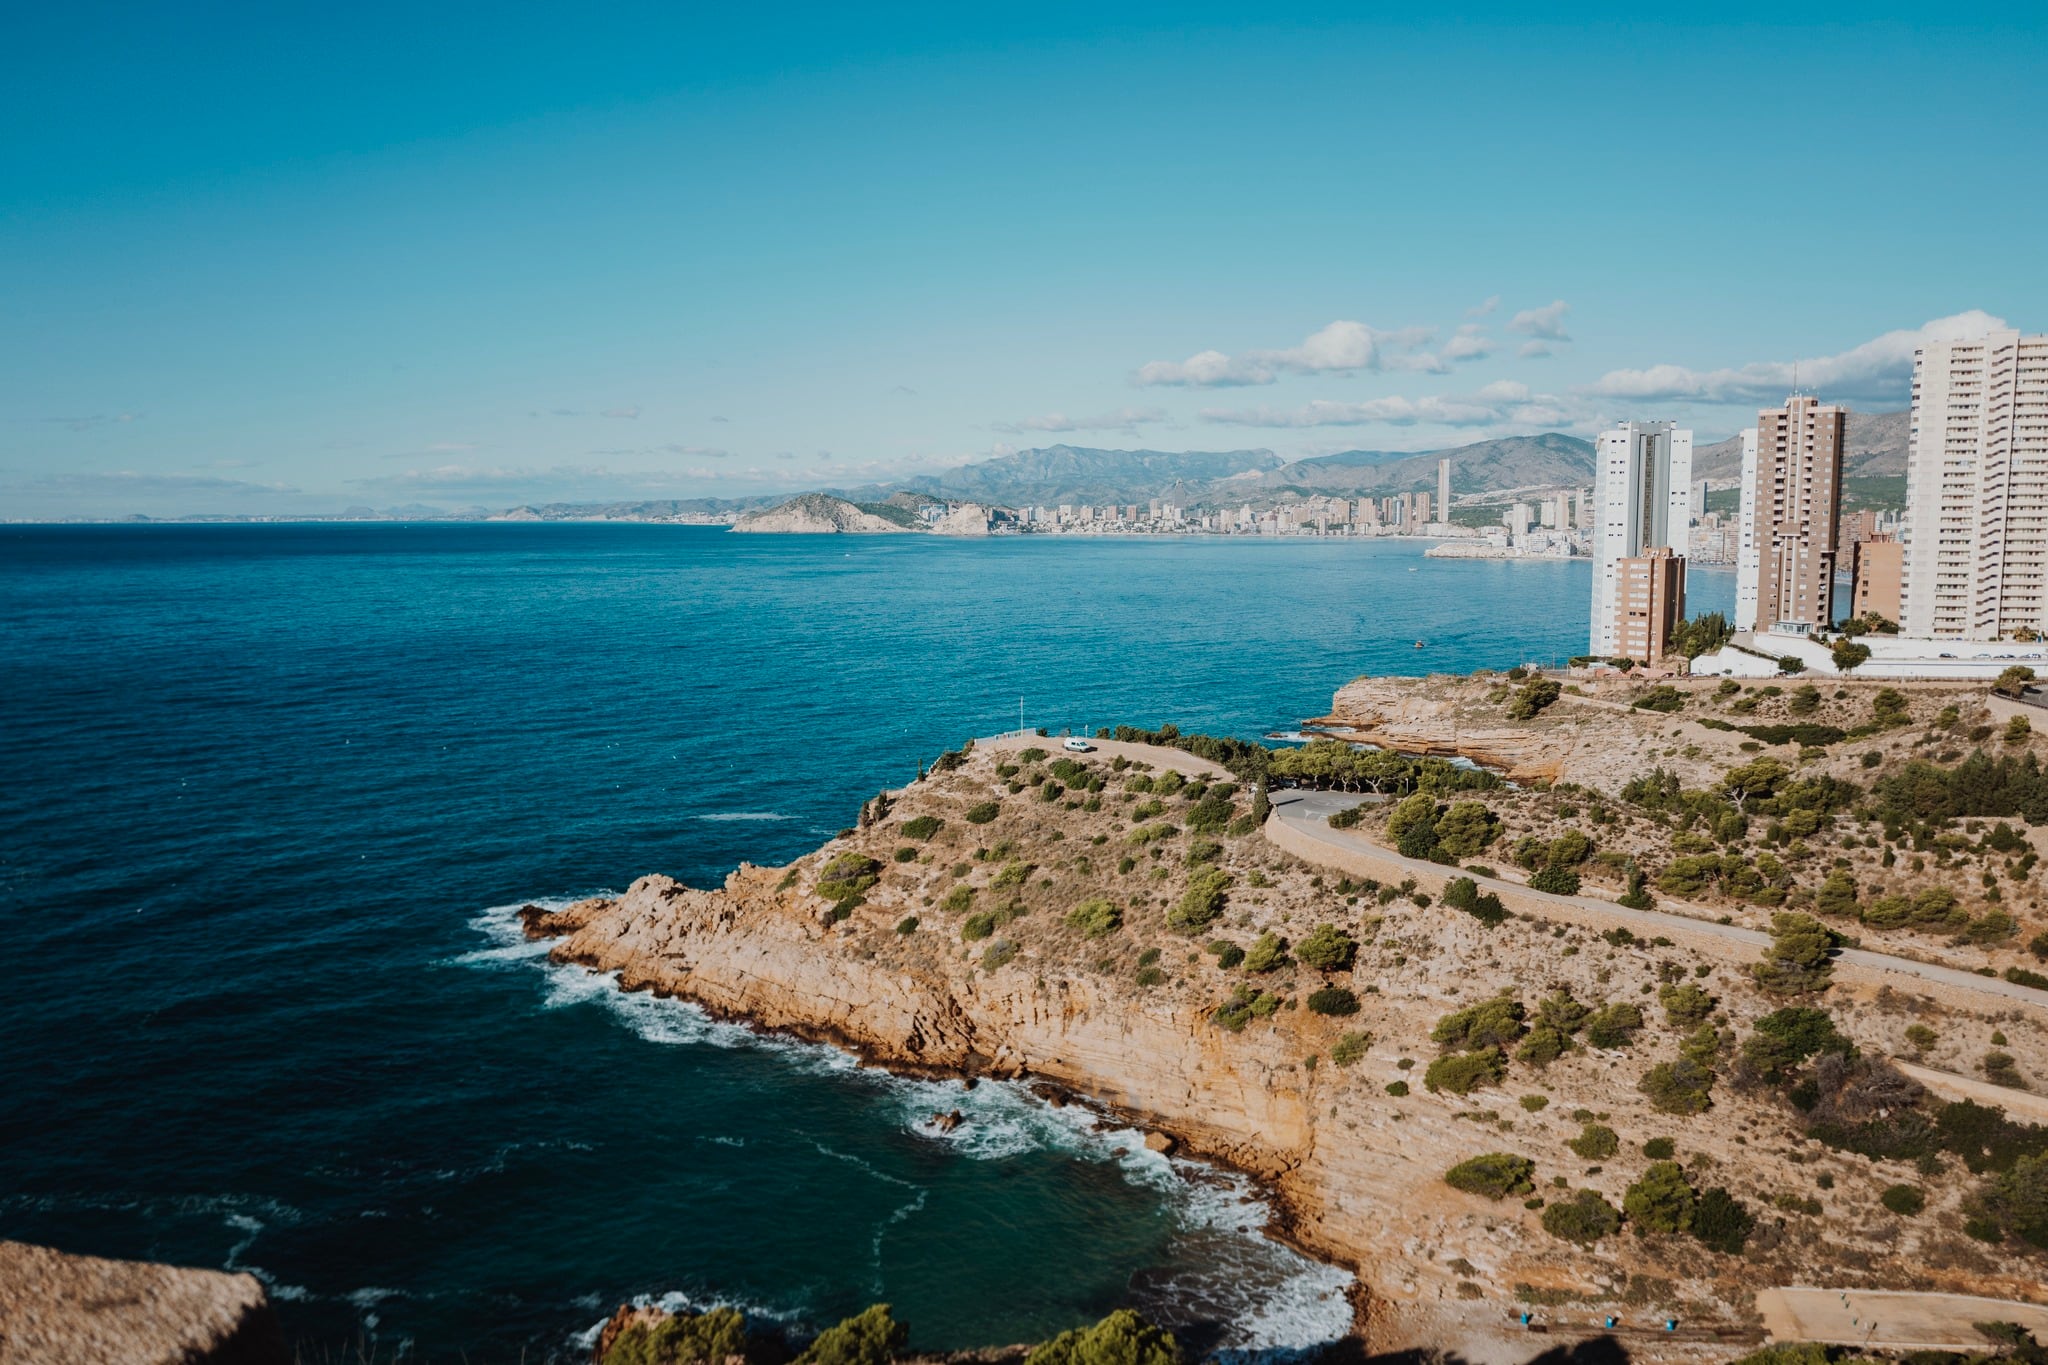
[0,525,1732,1361]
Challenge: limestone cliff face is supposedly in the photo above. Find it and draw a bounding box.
[528,876,1313,1183]
[0,1241,287,1365]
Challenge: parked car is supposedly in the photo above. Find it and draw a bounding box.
[1062,737,1095,752]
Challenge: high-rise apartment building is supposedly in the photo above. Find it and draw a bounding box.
[1614,547,1687,666]
[1852,536,1903,624]
[1589,421,1692,655]
[1437,458,1452,519]
[1901,330,2048,639]
[1415,491,1432,526]
[1735,394,1846,634]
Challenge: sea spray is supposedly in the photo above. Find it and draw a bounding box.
[468,900,1353,1355]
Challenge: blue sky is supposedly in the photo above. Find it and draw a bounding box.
[5,3,2045,517]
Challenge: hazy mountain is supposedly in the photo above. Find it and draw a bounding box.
[490,496,776,522]
[890,445,1283,506]
[1692,409,1909,483]
[1253,433,1595,497]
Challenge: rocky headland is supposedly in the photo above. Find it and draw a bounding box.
[0,1240,287,1365]
[524,674,2048,1363]
[730,494,921,534]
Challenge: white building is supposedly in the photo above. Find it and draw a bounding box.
[1734,428,1761,630]
[1902,328,2048,639]
[1589,421,1693,654]
[1437,458,1452,516]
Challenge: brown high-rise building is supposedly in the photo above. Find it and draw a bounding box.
[1748,394,1847,631]
[1852,536,1903,624]
[1613,546,1686,666]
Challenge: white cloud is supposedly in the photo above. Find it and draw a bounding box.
[991,407,1168,434]
[1508,300,1571,341]
[1133,320,1436,387]
[427,441,477,452]
[1518,341,1553,359]
[601,406,642,419]
[1443,325,1492,362]
[1466,295,1501,318]
[1581,310,2008,405]
[1199,379,1580,430]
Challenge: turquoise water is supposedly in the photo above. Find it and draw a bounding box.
[0,526,1731,1360]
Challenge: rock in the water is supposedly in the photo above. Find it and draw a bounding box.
[1143,1131,1177,1154]
[0,1240,287,1365]
[931,1109,967,1133]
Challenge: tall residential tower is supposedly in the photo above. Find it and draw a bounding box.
[1901,329,2048,639]
[1589,421,1692,658]
[1734,394,1846,634]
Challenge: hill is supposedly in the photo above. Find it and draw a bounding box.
[1253,433,1595,497]
[1693,409,1909,483]
[729,493,921,534]
[892,445,1282,507]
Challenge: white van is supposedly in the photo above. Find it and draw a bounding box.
[1062,737,1095,753]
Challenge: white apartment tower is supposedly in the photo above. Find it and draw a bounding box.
[1589,421,1693,655]
[1437,458,1452,518]
[1734,429,1761,629]
[1902,329,2048,639]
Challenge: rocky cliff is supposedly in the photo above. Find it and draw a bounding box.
[520,727,2048,1361]
[0,1240,287,1365]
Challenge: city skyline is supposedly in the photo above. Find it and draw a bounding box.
[5,5,2046,519]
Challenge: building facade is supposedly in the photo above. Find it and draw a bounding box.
[1737,394,1846,633]
[1852,536,1903,624]
[1901,330,2048,639]
[1437,458,1452,518]
[1589,421,1692,655]
[1614,547,1687,666]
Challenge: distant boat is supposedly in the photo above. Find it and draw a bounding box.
[1408,566,1418,573]
[1414,640,1426,649]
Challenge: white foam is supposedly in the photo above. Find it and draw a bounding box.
[694,812,795,822]
[472,898,1354,1354]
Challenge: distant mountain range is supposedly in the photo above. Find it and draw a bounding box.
[1692,409,1909,483]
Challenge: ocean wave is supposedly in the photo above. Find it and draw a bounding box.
[470,899,1353,1354]
[693,812,795,822]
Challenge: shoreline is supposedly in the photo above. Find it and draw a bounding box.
[524,904,1374,1343]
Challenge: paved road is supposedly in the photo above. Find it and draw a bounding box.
[1267,789,2048,1015]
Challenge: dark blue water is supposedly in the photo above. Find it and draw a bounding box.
[0,525,1731,1360]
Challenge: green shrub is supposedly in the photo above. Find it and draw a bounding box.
[1639,1058,1715,1115]
[1623,1161,1696,1234]
[1425,1048,1507,1095]
[1567,1124,1619,1160]
[1753,912,1838,995]
[1508,678,1562,719]
[1018,747,1048,764]
[961,912,998,941]
[1972,1152,2048,1248]
[1541,1188,1622,1245]
[1243,930,1288,973]
[1658,983,1716,1029]
[982,939,1019,970]
[1331,1031,1372,1066]
[797,1305,907,1365]
[993,860,1034,889]
[1691,1187,1754,1253]
[816,853,882,903]
[965,801,1000,825]
[1066,898,1122,938]
[1528,865,1581,895]
[1633,685,1685,713]
[1211,985,1283,1032]
[602,1307,748,1365]
[901,815,944,841]
[1183,839,1223,866]
[1904,1023,1938,1052]
[1185,791,1236,833]
[1135,965,1166,987]
[1520,1094,1549,1112]
[1880,1184,1925,1216]
[941,884,975,915]
[1025,1309,1181,1365]
[1306,987,1361,1017]
[1386,1080,1410,1096]
[1433,994,1527,1051]
[895,916,918,935]
[1207,939,1246,969]
[1643,1137,1675,1159]
[1168,867,1231,932]
[1443,1152,1536,1200]
[1582,1002,1645,1050]
[1440,874,1509,927]
[1743,1006,1853,1084]
[1434,802,1499,858]
[1295,923,1359,971]
[893,847,917,863]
